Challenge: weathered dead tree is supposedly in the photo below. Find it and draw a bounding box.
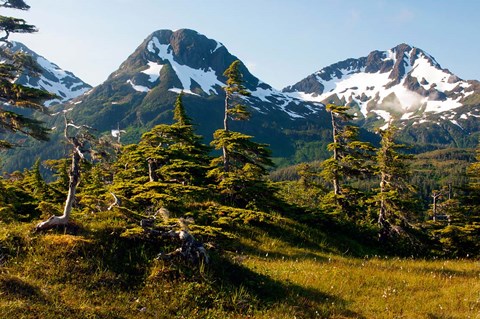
[36,115,90,230]
[431,190,443,222]
[107,192,121,211]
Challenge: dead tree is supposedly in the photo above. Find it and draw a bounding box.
[36,115,91,230]
[431,190,443,222]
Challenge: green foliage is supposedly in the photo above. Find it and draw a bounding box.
[223,60,250,98]
[223,60,251,123]
[435,223,480,257]
[0,1,56,149]
[320,104,374,215]
[112,94,211,212]
[209,129,275,208]
[0,177,38,222]
[372,126,419,239]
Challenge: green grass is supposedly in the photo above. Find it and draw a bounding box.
[0,209,479,319]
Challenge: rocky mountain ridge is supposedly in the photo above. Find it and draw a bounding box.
[4,41,92,106]
[2,30,480,172]
[283,43,480,132]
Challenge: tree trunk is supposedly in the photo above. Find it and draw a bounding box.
[431,191,442,221]
[36,151,81,230]
[223,94,230,172]
[378,173,388,229]
[147,158,158,182]
[330,111,340,196]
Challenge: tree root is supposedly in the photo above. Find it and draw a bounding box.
[35,215,69,231]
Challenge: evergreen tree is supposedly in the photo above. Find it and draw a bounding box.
[463,140,480,219]
[19,158,50,201]
[467,142,480,192]
[209,61,274,208]
[0,0,55,149]
[112,93,211,211]
[373,125,417,241]
[321,104,374,212]
[221,60,251,172]
[173,91,192,126]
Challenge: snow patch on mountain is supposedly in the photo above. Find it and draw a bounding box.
[212,41,223,53]
[6,42,92,106]
[147,37,224,95]
[127,80,150,93]
[142,61,163,82]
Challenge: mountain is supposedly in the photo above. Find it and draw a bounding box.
[2,34,480,172]
[69,28,320,123]
[1,29,333,171]
[5,41,92,106]
[55,29,329,154]
[283,43,480,147]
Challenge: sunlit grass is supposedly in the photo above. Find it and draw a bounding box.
[239,232,480,318]
[0,214,479,318]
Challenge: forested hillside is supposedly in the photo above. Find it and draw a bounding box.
[1,2,480,318]
[1,88,479,317]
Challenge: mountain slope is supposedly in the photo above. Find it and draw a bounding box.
[2,29,333,172]
[6,41,92,106]
[74,29,320,121]
[59,29,330,151]
[284,44,480,146]
[2,36,480,172]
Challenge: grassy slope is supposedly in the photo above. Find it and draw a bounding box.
[0,209,479,319]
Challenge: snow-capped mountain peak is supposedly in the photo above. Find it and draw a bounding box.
[283,43,476,128]
[5,41,92,106]
[104,29,313,119]
[111,29,237,97]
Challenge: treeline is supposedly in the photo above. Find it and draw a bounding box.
[2,88,479,257]
[1,6,479,258]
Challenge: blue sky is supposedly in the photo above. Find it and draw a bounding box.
[7,0,480,89]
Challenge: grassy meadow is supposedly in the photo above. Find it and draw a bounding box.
[0,209,479,319]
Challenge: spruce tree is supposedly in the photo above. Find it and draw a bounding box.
[373,125,416,241]
[221,60,251,172]
[209,62,274,208]
[321,104,374,212]
[0,0,55,149]
[467,142,480,191]
[464,140,480,218]
[112,93,211,211]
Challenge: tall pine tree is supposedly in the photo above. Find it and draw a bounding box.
[373,125,417,241]
[221,60,250,172]
[209,61,274,208]
[321,104,374,213]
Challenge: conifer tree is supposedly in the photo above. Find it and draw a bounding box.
[19,158,49,200]
[173,91,192,126]
[221,60,251,172]
[0,0,55,149]
[209,61,274,207]
[467,142,480,192]
[112,93,211,211]
[373,125,416,241]
[465,140,480,217]
[321,104,374,211]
